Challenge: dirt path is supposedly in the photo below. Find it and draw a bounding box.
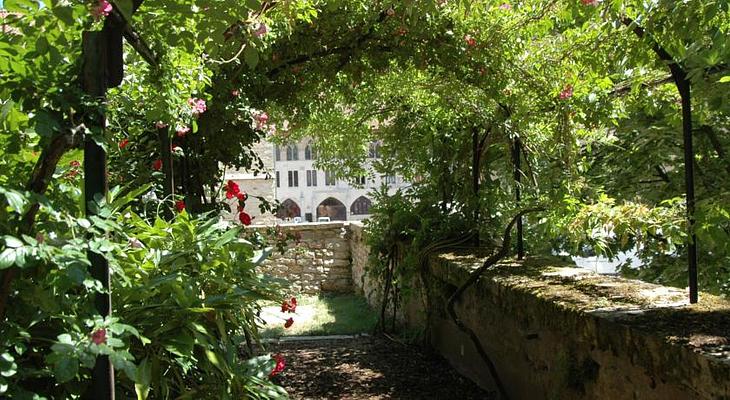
[267,336,493,400]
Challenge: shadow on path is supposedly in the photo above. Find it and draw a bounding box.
[268,336,493,400]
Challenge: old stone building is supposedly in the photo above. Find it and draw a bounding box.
[224,137,410,224]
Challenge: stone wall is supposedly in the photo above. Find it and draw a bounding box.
[255,222,352,293]
[261,222,730,399]
[349,222,378,304]
[349,230,730,399]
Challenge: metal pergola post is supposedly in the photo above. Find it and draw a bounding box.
[680,82,698,304]
[512,137,524,260]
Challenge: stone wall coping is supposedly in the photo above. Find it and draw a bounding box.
[250,221,367,232]
[432,251,730,381]
[348,221,365,233]
[251,221,347,230]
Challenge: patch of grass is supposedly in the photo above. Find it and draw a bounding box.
[260,294,378,337]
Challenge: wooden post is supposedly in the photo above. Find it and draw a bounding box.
[82,17,123,398]
[81,30,115,400]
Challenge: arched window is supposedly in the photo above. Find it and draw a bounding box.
[368,142,381,159]
[350,196,372,215]
[276,199,301,219]
[304,143,317,160]
[316,197,347,221]
[286,145,298,161]
[275,146,281,161]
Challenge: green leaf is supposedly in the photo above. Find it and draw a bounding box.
[719,76,730,83]
[251,247,272,266]
[214,226,241,247]
[110,352,137,380]
[163,331,194,357]
[52,5,75,25]
[243,46,259,69]
[0,187,26,213]
[35,36,49,54]
[32,110,60,139]
[54,356,79,383]
[134,358,151,400]
[205,349,222,370]
[0,353,17,378]
[3,236,23,248]
[0,249,16,270]
[0,100,14,122]
[57,334,74,345]
[109,184,151,211]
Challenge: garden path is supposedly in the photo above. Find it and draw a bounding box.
[267,336,492,400]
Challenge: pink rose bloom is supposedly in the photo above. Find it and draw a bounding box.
[559,85,574,100]
[155,121,168,129]
[91,0,112,20]
[176,125,191,137]
[581,0,599,5]
[252,110,269,130]
[499,3,512,10]
[253,23,268,38]
[188,98,207,117]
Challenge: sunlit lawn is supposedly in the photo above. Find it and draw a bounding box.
[260,294,378,337]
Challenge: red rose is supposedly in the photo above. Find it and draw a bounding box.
[91,329,107,345]
[284,317,294,328]
[226,180,240,199]
[152,159,163,171]
[269,353,286,378]
[70,160,81,168]
[119,138,129,149]
[175,200,185,212]
[239,211,252,226]
[280,297,297,313]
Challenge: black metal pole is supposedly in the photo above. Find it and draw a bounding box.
[158,126,175,198]
[512,137,524,259]
[679,80,698,304]
[81,30,115,400]
[472,127,480,246]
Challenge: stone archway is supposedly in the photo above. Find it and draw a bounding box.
[316,197,347,221]
[276,198,301,219]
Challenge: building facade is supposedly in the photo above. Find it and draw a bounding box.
[225,138,409,224]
